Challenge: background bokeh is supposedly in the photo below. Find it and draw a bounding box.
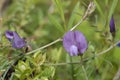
[0,0,120,80]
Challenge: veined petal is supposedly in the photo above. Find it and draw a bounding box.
[110,16,115,33]
[74,31,87,54]
[63,31,75,53]
[117,43,120,47]
[5,30,14,41]
[63,30,88,56]
[70,45,78,56]
[12,32,26,49]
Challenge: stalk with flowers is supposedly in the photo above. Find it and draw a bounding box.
[0,0,120,80]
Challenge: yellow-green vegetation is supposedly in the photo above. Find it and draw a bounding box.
[0,0,120,80]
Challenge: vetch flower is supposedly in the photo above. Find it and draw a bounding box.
[117,43,120,47]
[110,16,115,33]
[63,30,88,56]
[5,30,26,49]
[5,30,14,41]
[109,16,115,33]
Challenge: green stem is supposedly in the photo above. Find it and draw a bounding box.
[82,65,88,80]
[24,40,120,67]
[25,2,95,56]
[80,55,88,80]
[69,56,75,80]
[26,38,62,55]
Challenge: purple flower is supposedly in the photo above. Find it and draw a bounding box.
[117,43,120,47]
[110,16,115,33]
[5,30,14,41]
[63,30,88,56]
[5,30,26,49]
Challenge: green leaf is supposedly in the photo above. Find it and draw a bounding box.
[105,0,108,5]
[94,0,104,19]
[53,0,65,22]
[48,14,64,33]
[68,2,80,29]
[27,51,46,66]
[33,51,41,58]
[108,0,118,21]
[51,47,62,62]
[41,66,55,77]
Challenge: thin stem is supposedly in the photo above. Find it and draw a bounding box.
[40,61,81,66]
[82,65,88,80]
[26,38,62,55]
[70,2,95,31]
[70,18,83,31]
[81,55,88,80]
[69,56,75,80]
[113,68,120,80]
[39,40,120,66]
[96,40,120,57]
[26,2,95,55]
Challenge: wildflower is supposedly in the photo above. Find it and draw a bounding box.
[63,30,87,56]
[5,30,14,41]
[117,43,120,47]
[5,30,26,49]
[110,16,116,38]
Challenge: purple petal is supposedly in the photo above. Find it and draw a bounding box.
[12,32,26,49]
[5,30,14,41]
[70,45,78,56]
[63,30,88,56]
[110,16,115,33]
[74,31,87,54]
[63,31,75,53]
[117,43,120,47]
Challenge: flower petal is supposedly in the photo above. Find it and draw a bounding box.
[5,30,14,41]
[70,45,78,56]
[12,32,26,49]
[63,31,75,53]
[110,16,115,33]
[117,43,120,47]
[74,31,87,54]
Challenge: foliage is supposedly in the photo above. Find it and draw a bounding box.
[0,0,120,80]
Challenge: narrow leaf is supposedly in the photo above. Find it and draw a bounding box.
[94,0,104,19]
[53,0,65,22]
[48,14,64,33]
[68,2,80,29]
[108,0,118,21]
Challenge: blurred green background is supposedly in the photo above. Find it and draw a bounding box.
[0,0,120,80]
